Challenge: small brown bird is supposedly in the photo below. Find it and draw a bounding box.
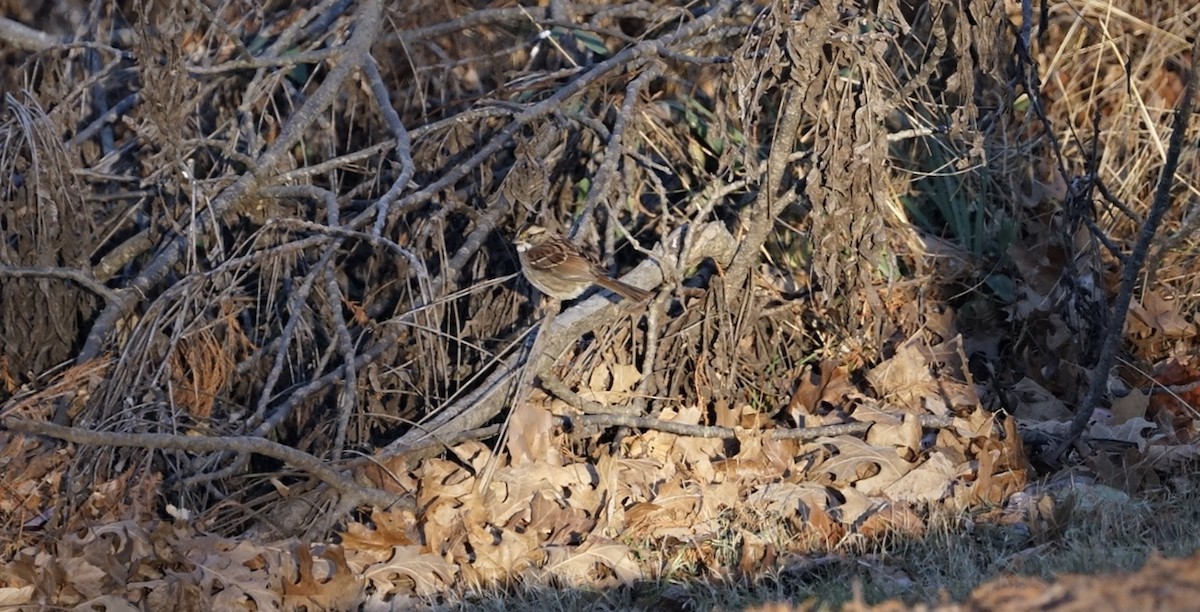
[514,225,651,302]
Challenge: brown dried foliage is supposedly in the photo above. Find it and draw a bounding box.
[0,0,1197,606]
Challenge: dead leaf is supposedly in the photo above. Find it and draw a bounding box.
[1111,389,1149,425]
[1129,291,1196,338]
[357,545,458,598]
[581,363,643,404]
[858,503,926,539]
[506,401,560,467]
[882,451,956,504]
[786,360,856,425]
[815,436,914,495]
[865,414,922,459]
[1089,417,1156,451]
[1010,377,1072,421]
[281,545,362,610]
[866,342,938,411]
[541,539,642,586]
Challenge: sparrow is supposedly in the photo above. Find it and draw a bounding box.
[513,225,651,302]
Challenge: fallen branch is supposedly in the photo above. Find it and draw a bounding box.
[378,220,738,462]
[2,417,410,512]
[572,412,956,441]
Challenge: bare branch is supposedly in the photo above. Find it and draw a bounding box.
[0,16,61,51]
[3,417,410,511]
[0,266,120,304]
[573,412,957,441]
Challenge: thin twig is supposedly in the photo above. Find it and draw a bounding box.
[364,56,415,238]
[249,245,336,427]
[186,48,338,75]
[264,216,432,299]
[323,264,357,458]
[571,61,662,239]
